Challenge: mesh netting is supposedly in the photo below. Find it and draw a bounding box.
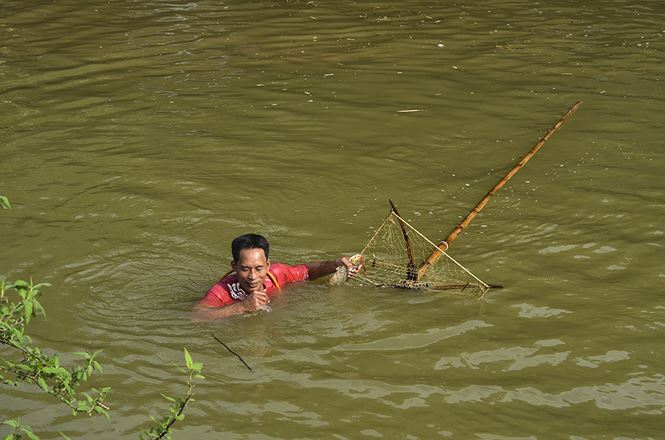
[338,211,489,298]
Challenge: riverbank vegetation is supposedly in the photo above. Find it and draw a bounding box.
[1,196,202,439]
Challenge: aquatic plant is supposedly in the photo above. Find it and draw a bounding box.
[0,277,111,419]
[138,348,204,440]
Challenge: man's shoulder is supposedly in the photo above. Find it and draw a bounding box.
[269,262,291,272]
[199,277,236,307]
[219,272,237,284]
[270,262,306,273]
[269,262,309,283]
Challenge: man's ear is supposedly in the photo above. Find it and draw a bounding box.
[231,260,236,270]
[266,259,271,269]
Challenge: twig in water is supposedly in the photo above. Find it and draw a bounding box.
[212,334,254,373]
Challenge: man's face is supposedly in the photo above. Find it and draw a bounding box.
[232,248,270,294]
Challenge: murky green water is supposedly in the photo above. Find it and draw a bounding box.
[2,0,664,438]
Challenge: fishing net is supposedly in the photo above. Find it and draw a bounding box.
[334,211,489,298]
[328,103,583,298]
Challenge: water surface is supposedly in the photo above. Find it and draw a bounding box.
[2,1,664,438]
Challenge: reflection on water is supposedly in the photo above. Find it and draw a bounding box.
[2,0,665,438]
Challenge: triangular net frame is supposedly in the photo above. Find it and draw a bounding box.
[345,211,489,298]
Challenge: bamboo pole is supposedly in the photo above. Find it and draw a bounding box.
[416,101,582,280]
[388,199,417,280]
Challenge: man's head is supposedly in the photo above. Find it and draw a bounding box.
[231,234,271,294]
[231,233,269,262]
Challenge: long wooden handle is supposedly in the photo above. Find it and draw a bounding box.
[416,101,582,280]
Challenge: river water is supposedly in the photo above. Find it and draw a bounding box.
[2,0,664,438]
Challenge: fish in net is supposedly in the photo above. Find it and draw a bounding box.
[330,210,490,298]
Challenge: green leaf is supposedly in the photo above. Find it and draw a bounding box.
[31,298,45,318]
[22,429,40,440]
[37,377,48,391]
[3,419,20,428]
[42,366,69,378]
[24,300,33,324]
[25,287,38,301]
[0,195,10,209]
[184,348,193,370]
[160,393,176,403]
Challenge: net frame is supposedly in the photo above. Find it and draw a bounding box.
[347,211,490,298]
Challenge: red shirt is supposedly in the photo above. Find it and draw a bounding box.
[198,262,309,308]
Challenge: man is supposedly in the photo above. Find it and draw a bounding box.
[194,233,358,320]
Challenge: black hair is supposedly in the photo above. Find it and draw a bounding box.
[231,233,270,262]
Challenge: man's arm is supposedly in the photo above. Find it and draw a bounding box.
[306,257,357,280]
[192,290,270,321]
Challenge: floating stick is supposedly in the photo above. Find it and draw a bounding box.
[212,334,254,373]
[388,199,417,280]
[417,101,582,280]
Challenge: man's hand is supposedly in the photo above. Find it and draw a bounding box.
[339,255,363,278]
[193,289,270,320]
[308,254,364,281]
[241,289,271,313]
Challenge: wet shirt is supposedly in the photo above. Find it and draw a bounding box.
[198,262,310,308]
